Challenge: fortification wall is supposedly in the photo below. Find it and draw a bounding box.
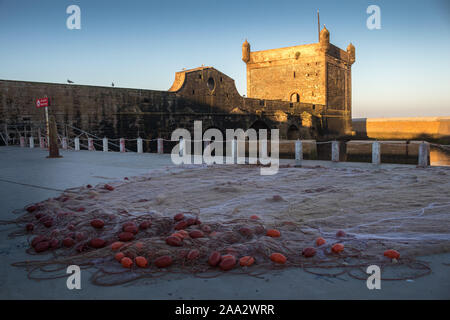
[0,77,328,143]
[352,117,450,143]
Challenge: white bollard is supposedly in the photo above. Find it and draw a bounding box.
[74,137,80,151]
[372,141,381,165]
[157,138,163,154]
[103,137,108,152]
[120,138,125,153]
[331,141,340,162]
[62,137,68,150]
[295,140,303,165]
[20,136,25,147]
[137,137,143,154]
[29,136,34,148]
[418,142,429,167]
[39,137,45,148]
[88,138,94,151]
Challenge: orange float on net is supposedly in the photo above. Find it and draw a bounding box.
[114,252,125,262]
[331,243,344,253]
[239,227,253,237]
[336,230,346,237]
[189,230,204,239]
[50,239,59,249]
[174,220,188,230]
[62,237,75,248]
[135,242,144,250]
[187,249,200,260]
[104,184,114,191]
[34,241,50,253]
[174,213,184,221]
[166,236,183,247]
[177,230,190,239]
[384,249,400,259]
[208,251,222,267]
[302,247,316,258]
[121,257,133,268]
[316,237,326,246]
[111,241,124,251]
[270,253,287,264]
[219,255,236,271]
[221,254,235,260]
[123,224,138,234]
[154,255,173,268]
[139,221,151,230]
[266,229,281,238]
[250,215,260,220]
[90,219,105,229]
[239,256,255,267]
[90,238,106,249]
[170,233,183,240]
[135,256,148,268]
[118,232,135,242]
[201,225,212,233]
[254,226,266,235]
[26,205,38,213]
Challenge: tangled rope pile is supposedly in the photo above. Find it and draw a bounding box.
[2,169,449,287]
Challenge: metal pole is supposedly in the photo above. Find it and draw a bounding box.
[317,10,320,41]
[157,138,163,154]
[4,124,8,146]
[88,138,94,151]
[45,106,49,144]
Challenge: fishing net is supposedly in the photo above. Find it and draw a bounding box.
[3,164,450,286]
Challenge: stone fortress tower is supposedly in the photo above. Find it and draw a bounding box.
[242,26,355,135]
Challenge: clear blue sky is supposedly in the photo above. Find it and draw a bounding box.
[0,0,449,118]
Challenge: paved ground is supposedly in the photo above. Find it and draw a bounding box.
[0,146,449,299]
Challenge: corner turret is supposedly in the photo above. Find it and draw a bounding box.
[242,39,250,63]
[319,25,330,52]
[347,42,355,65]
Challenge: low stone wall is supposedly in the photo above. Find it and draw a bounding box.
[346,140,424,164]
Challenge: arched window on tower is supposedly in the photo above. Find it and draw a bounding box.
[290,92,300,103]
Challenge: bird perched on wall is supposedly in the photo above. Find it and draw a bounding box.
[112,82,115,87]
[67,79,74,84]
